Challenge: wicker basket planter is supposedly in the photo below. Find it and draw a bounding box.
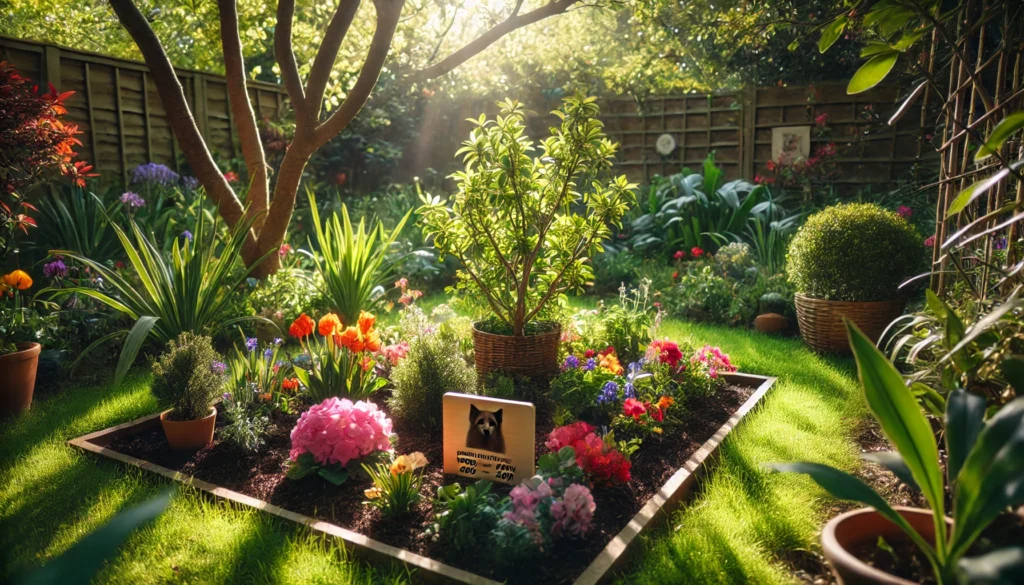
[794,294,905,353]
[471,322,561,379]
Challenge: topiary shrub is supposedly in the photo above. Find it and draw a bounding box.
[151,332,224,421]
[787,203,923,301]
[389,329,477,429]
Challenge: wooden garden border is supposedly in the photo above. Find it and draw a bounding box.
[68,372,776,585]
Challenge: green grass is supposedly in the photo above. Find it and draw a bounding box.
[0,313,865,585]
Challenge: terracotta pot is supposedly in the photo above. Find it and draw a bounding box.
[159,407,217,451]
[0,342,41,416]
[822,507,952,585]
[794,294,905,353]
[471,322,561,380]
[754,312,789,334]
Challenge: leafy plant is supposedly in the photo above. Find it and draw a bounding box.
[32,187,121,261]
[54,207,271,386]
[418,94,636,336]
[388,326,477,429]
[427,480,504,553]
[306,189,409,325]
[151,332,224,421]
[362,452,429,517]
[224,334,289,408]
[0,270,57,354]
[787,203,924,301]
[600,279,654,362]
[219,396,270,453]
[759,292,789,315]
[772,321,1024,585]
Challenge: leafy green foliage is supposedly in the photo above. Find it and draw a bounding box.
[418,94,636,335]
[773,322,1024,585]
[151,333,224,421]
[307,190,408,325]
[388,327,477,429]
[787,203,924,301]
[427,480,503,553]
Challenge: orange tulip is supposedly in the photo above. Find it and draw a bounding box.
[289,313,315,338]
[357,311,376,335]
[363,330,381,353]
[318,313,342,337]
[335,326,364,353]
[3,270,32,291]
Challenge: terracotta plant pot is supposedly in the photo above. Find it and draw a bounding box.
[0,342,41,416]
[822,507,952,585]
[794,294,905,353]
[159,407,217,451]
[754,312,789,334]
[471,322,561,380]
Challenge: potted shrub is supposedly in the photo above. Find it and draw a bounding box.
[773,322,1024,585]
[151,333,225,451]
[753,292,789,334]
[787,203,923,352]
[418,94,635,378]
[0,270,49,415]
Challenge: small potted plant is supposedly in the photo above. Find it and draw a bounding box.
[773,322,1024,585]
[787,203,923,352]
[753,292,789,334]
[418,94,636,378]
[0,270,50,416]
[151,332,225,451]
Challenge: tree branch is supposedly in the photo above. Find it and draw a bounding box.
[315,0,405,147]
[218,0,270,230]
[304,0,363,124]
[275,0,307,119]
[107,0,258,257]
[411,0,580,81]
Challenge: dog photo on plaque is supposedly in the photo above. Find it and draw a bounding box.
[442,393,535,485]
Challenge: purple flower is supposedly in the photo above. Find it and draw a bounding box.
[562,355,579,370]
[131,163,179,186]
[211,361,227,374]
[995,237,1008,250]
[222,392,232,401]
[273,337,283,346]
[181,230,193,242]
[182,176,200,191]
[597,381,618,405]
[120,191,146,209]
[245,337,258,352]
[623,383,636,399]
[264,347,274,360]
[43,259,68,279]
[582,358,597,372]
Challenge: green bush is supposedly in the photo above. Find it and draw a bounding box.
[151,333,224,421]
[389,328,477,429]
[787,203,923,301]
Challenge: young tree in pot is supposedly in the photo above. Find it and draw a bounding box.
[787,203,923,352]
[418,94,635,378]
[152,332,226,451]
[772,321,1024,585]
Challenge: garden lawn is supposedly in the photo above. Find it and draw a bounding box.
[0,316,863,585]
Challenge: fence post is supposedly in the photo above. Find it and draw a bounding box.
[741,86,756,180]
[42,45,61,91]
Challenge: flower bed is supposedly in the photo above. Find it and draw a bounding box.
[69,372,774,585]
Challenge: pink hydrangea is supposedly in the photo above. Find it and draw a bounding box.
[550,483,595,538]
[289,397,393,468]
[545,421,595,452]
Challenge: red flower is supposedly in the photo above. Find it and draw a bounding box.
[623,398,646,420]
[224,171,239,183]
[648,402,664,422]
[691,247,704,257]
[334,171,348,186]
[765,160,776,171]
[289,313,315,338]
[584,349,596,358]
[279,243,292,256]
[814,113,829,127]
[649,339,683,368]
[282,378,299,391]
[673,250,685,260]
[672,270,679,280]
[599,346,616,357]
[545,421,595,452]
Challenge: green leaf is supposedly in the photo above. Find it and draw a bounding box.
[975,112,1024,161]
[910,382,947,419]
[115,316,159,387]
[945,389,987,482]
[768,462,936,558]
[862,451,920,491]
[846,321,946,521]
[999,357,1024,395]
[946,161,1024,217]
[848,52,899,94]
[819,16,847,53]
[958,547,1024,585]
[318,464,350,486]
[15,489,172,585]
[946,297,1024,358]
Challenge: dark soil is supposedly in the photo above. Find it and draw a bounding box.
[108,384,754,584]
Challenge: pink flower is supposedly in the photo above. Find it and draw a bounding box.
[647,339,683,368]
[550,484,595,538]
[673,250,685,261]
[395,278,409,289]
[289,397,392,468]
[380,342,409,366]
[623,398,647,419]
[924,235,936,247]
[545,421,595,452]
[897,206,913,219]
[224,171,239,183]
[814,113,829,127]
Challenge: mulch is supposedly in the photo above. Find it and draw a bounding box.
[108,384,754,584]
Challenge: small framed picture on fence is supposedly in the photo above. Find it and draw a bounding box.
[771,126,811,162]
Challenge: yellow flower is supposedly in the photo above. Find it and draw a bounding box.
[390,452,428,476]
[364,487,383,500]
[599,353,623,376]
[3,270,32,291]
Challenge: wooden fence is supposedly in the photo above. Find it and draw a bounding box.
[0,35,289,187]
[2,34,932,191]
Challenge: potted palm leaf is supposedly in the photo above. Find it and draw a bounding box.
[772,321,1024,585]
[418,94,635,378]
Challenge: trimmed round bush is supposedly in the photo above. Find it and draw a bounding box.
[151,332,224,421]
[389,329,477,429]
[787,203,923,301]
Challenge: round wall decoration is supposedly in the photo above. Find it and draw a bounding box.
[655,133,677,155]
